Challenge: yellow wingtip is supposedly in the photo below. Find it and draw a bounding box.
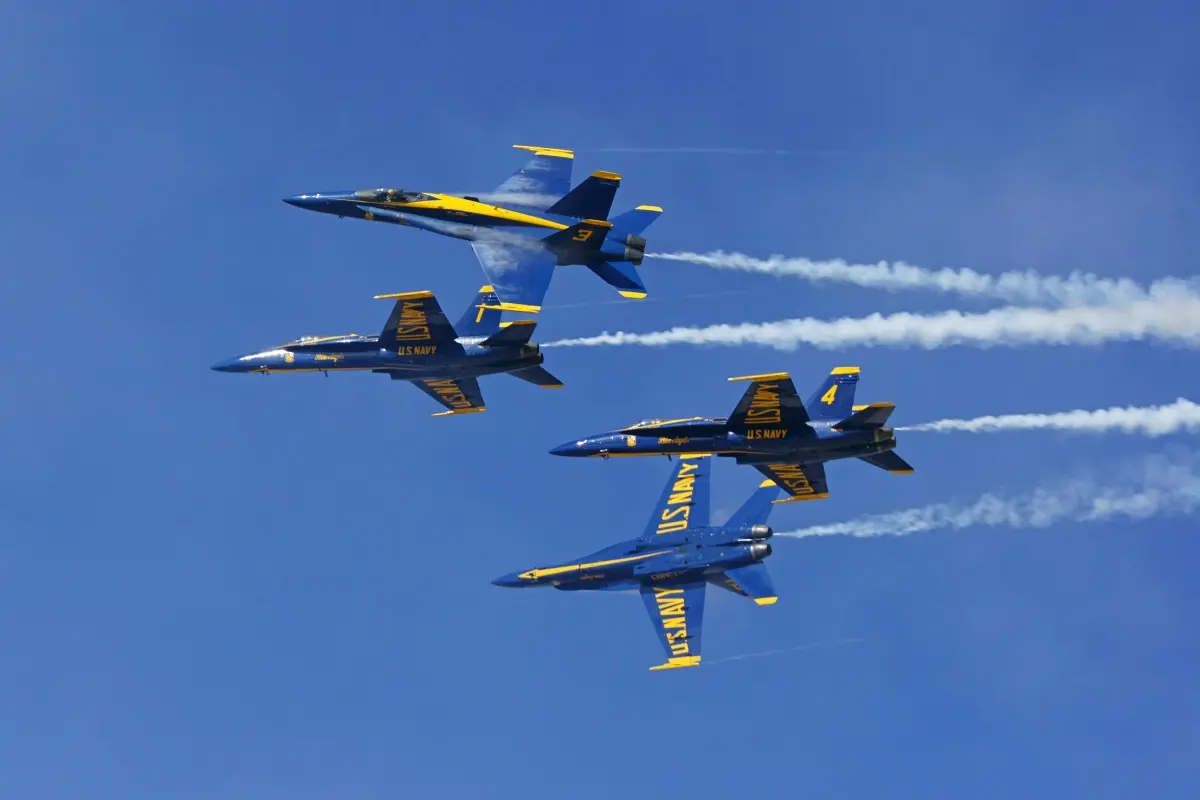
[649,656,702,671]
[728,371,791,383]
[479,284,495,292]
[635,204,663,212]
[374,290,433,300]
[890,468,915,475]
[831,366,861,375]
[591,170,622,181]
[432,407,487,417]
[513,144,574,159]
[754,597,778,606]
[758,479,777,488]
[618,291,648,299]
[773,492,830,504]
[479,302,542,314]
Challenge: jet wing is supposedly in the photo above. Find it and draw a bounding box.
[375,290,465,355]
[490,145,574,209]
[640,579,705,671]
[406,376,487,416]
[640,455,711,540]
[470,241,557,314]
[749,461,830,503]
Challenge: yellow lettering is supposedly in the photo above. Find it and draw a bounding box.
[657,598,686,617]
[821,385,838,405]
[572,228,594,242]
[670,642,690,655]
[654,588,684,598]
[661,505,689,522]
[655,519,689,534]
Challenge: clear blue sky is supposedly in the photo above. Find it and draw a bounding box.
[4,1,1200,797]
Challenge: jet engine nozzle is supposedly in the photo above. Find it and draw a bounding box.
[750,542,772,560]
[625,234,647,250]
[749,525,773,540]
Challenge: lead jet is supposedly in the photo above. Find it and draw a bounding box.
[493,455,783,671]
[283,145,662,314]
[211,285,562,416]
[549,366,913,502]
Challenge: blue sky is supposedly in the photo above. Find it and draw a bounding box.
[3,1,1200,797]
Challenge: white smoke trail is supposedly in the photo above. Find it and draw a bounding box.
[544,297,1200,351]
[902,398,1200,437]
[779,453,1200,540]
[649,250,1200,308]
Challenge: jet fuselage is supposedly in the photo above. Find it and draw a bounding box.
[492,525,774,591]
[284,190,643,265]
[551,417,898,464]
[212,334,542,380]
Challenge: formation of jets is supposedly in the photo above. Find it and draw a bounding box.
[213,144,913,670]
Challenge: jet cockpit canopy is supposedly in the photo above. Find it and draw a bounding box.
[353,188,434,203]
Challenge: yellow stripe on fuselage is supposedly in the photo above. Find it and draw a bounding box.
[359,193,568,230]
[519,550,671,581]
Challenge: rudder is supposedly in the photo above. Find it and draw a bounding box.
[610,204,663,235]
[804,366,860,421]
[454,285,503,339]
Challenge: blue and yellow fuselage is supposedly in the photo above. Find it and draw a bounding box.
[212,333,541,380]
[284,189,646,265]
[550,417,897,463]
[492,525,773,591]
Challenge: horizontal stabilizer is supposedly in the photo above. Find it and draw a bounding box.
[480,320,537,348]
[543,218,611,252]
[547,171,621,219]
[508,365,563,389]
[833,402,896,430]
[586,260,648,299]
[610,204,663,235]
[858,451,914,474]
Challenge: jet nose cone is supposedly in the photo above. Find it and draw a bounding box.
[492,573,522,588]
[211,357,242,373]
[552,438,590,455]
[283,194,319,209]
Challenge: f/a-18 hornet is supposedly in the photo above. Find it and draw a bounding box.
[283,144,661,314]
[211,286,561,416]
[493,454,784,671]
[549,367,913,501]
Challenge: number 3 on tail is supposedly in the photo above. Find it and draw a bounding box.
[821,385,838,405]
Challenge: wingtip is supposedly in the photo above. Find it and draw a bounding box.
[513,144,574,159]
[831,366,861,375]
[374,290,434,300]
[649,656,702,671]
[432,407,487,417]
[754,597,779,606]
[772,492,830,504]
[727,371,791,383]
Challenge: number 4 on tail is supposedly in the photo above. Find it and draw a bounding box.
[821,385,837,404]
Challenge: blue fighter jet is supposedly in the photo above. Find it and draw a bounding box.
[211,286,562,416]
[493,455,783,671]
[549,367,913,502]
[283,145,662,314]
